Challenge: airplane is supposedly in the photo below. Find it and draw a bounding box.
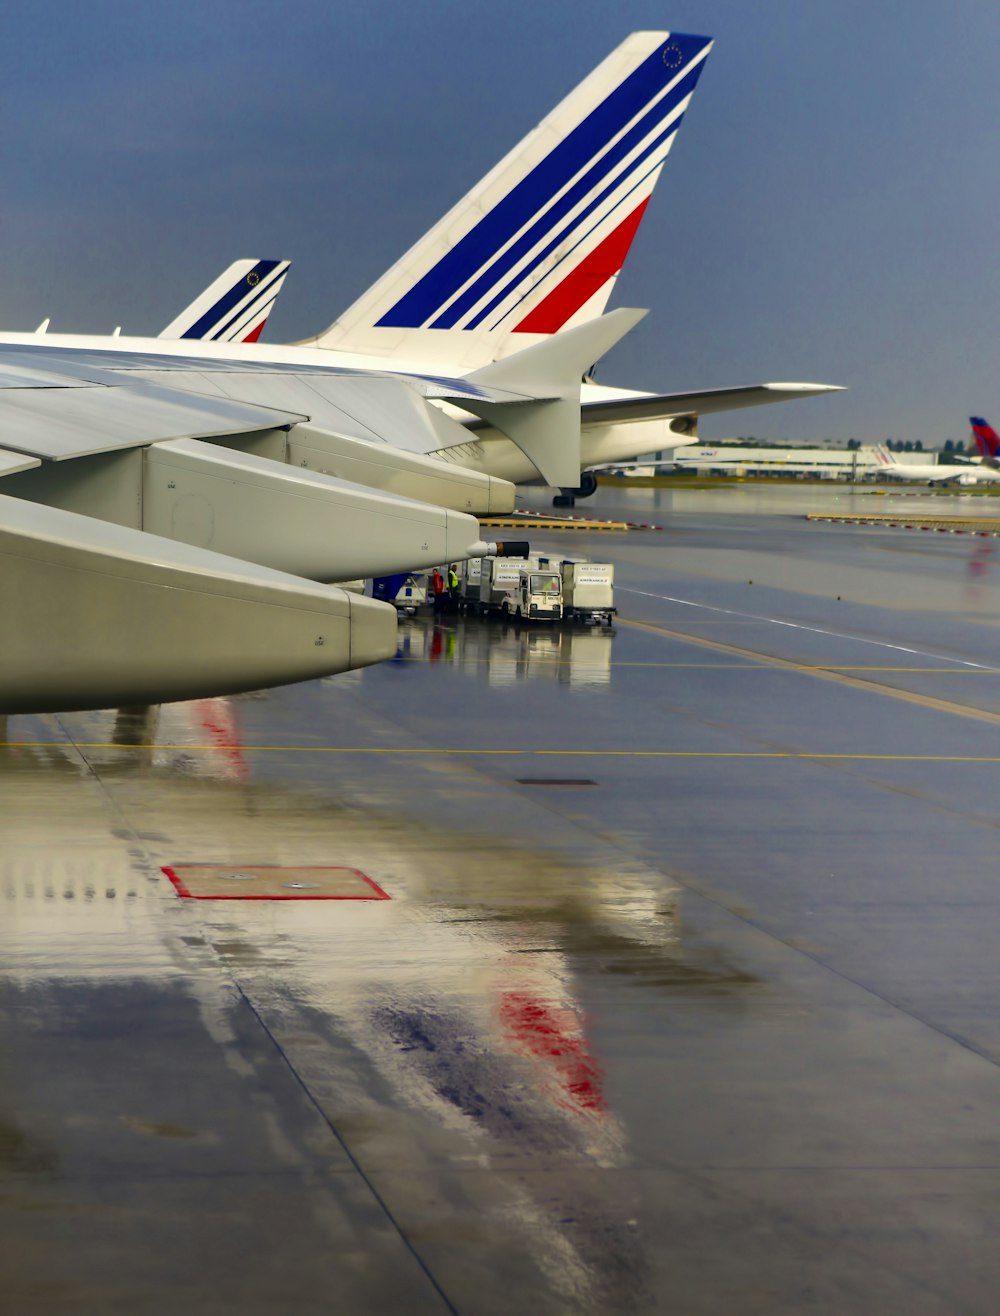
[970,417,1000,468]
[0,30,842,713]
[30,259,293,344]
[1,32,841,504]
[869,444,1000,485]
[159,259,292,342]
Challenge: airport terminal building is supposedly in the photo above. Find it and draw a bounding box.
[621,445,940,479]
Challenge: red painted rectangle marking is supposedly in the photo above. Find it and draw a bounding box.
[162,864,390,901]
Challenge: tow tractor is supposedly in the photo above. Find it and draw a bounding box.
[501,562,563,622]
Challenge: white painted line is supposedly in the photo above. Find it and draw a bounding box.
[618,587,1000,671]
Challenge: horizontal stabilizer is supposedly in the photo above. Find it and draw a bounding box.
[580,382,846,427]
[459,308,646,486]
[0,494,397,714]
[0,371,303,462]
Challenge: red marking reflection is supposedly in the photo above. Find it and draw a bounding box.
[499,991,607,1117]
[191,699,248,780]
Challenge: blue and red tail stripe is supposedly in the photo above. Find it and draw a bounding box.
[474,133,675,334]
[180,259,284,341]
[970,417,1000,458]
[376,34,711,332]
[429,59,702,332]
[513,199,650,334]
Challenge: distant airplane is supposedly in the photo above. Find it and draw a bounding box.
[29,259,293,343]
[969,417,1000,469]
[160,259,291,342]
[870,444,1000,485]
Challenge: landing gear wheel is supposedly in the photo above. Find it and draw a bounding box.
[553,494,575,508]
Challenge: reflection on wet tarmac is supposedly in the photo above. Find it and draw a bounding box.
[396,615,615,688]
[0,1116,58,1177]
[0,709,698,1311]
[6,487,1000,1311]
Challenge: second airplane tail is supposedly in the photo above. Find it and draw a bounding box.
[160,259,291,342]
[970,417,1000,466]
[306,31,713,369]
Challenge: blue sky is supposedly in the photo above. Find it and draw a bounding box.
[3,0,998,444]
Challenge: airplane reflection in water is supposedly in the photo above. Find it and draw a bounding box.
[0,700,755,1309]
[393,616,614,688]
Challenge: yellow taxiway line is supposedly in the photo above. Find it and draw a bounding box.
[4,743,1000,763]
[616,617,1000,727]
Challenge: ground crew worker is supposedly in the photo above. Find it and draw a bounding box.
[430,568,447,614]
[447,563,460,610]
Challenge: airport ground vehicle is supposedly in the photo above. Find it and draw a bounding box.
[560,561,615,624]
[479,557,525,614]
[370,572,428,615]
[502,565,564,622]
[460,557,484,605]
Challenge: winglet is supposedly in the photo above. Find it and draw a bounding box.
[459,307,646,486]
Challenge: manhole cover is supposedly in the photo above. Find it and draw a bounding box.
[162,865,390,901]
[515,778,598,787]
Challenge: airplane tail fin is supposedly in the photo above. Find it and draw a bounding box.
[159,260,291,342]
[306,31,712,369]
[871,444,896,468]
[970,417,1000,466]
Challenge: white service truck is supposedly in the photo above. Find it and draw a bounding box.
[479,557,524,613]
[460,557,484,607]
[504,564,564,622]
[560,561,615,624]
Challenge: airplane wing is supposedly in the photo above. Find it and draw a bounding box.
[580,382,845,426]
[0,491,397,714]
[0,342,516,713]
[0,354,305,461]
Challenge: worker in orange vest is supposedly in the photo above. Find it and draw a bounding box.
[430,568,447,613]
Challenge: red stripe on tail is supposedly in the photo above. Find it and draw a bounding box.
[512,199,650,335]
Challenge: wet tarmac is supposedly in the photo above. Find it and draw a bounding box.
[4,484,1000,1313]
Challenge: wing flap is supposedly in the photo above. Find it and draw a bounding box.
[0,381,305,461]
[0,448,41,476]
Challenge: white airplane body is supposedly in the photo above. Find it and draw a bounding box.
[0,325,835,495]
[0,30,842,713]
[870,445,1000,485]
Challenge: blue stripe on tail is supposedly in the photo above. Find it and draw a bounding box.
[180,260,282,340]
[376,34,711,331]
